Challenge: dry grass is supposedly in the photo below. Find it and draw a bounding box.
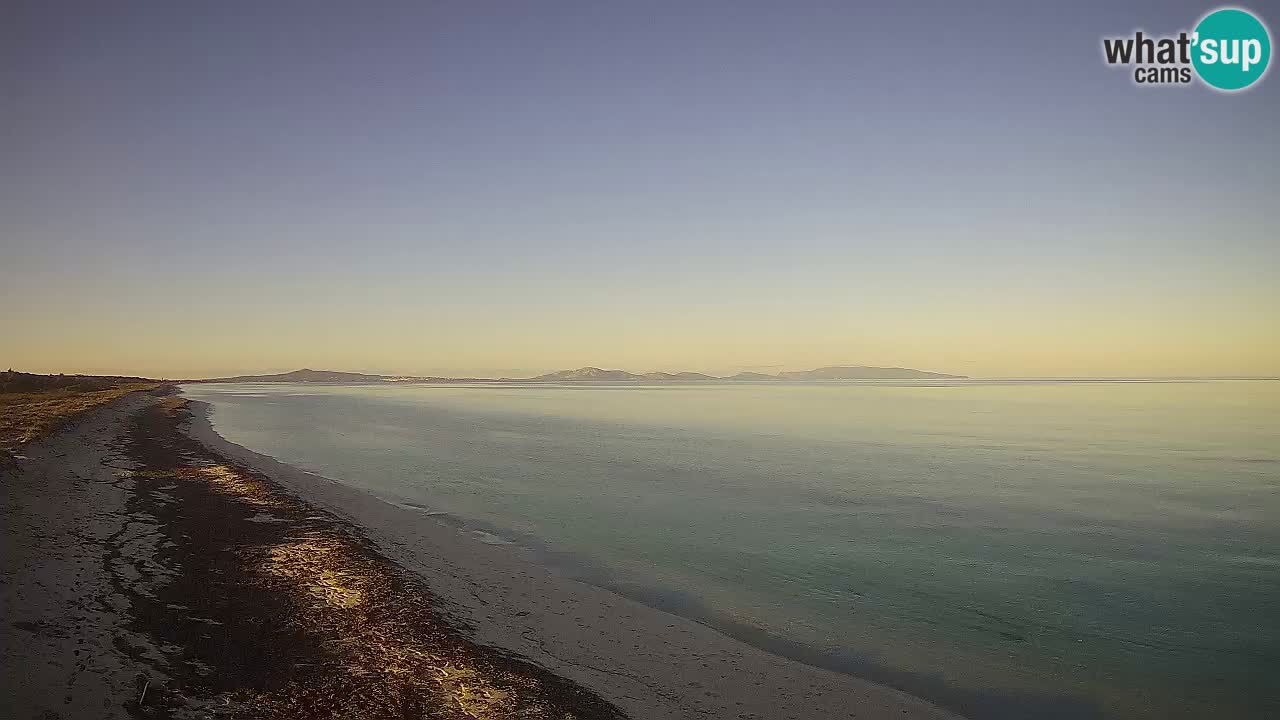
[0,382,160,450]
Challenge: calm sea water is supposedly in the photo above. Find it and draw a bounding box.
[181,380,1280,719]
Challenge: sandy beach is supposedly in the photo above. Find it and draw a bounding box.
[2,388,959,719]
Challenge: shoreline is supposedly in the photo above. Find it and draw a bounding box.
[4,390,626,719]
[181,389,1114,720]
[184,395,961,719]
[2,390,959,719]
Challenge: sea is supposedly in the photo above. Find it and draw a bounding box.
[180,379,1280,719]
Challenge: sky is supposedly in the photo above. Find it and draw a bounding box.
[2,1,1278,379]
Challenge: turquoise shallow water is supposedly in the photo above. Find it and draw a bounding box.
[182,380,1280,719]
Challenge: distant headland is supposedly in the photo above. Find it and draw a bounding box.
[189,366,967,384]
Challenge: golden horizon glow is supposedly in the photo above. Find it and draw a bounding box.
[5,260,1277,380]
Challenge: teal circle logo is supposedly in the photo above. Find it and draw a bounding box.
[1192,8,1272,91]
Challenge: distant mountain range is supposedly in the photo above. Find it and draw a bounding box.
[522,366,961,381]
[778,366,962,380]
[205,369,386,383]
[190,368,492,384]
[527,368,721,382]
[195,365,965,384]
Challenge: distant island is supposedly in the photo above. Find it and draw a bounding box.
[192,365,966,384]
[194,369,493,384]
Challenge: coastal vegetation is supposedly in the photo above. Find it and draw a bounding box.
[0,370,160,451]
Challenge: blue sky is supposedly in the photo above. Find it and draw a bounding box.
[3,1,1277,377]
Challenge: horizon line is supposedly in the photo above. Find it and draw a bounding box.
[10,367,1279,383]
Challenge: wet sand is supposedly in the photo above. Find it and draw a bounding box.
[2,391,164,719]
[2,389,959,719]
